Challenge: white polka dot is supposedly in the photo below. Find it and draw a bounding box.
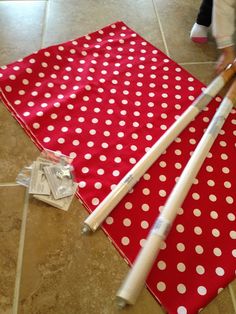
[9,74,16,80]
[207,180,215,187]
[206,165,213,172]
[175,162,182,169]
[178,208,184,215]
[221,153,228,160]
[193,208,201,217]
[72,140,80,146]
[192,193,200,200]
[82,167,89,174]
[159,161,166,168]
[195,245,204,254]
[45,93,51,98]
[94,182,102,189]
[177,243,185,252]
[159,190,166,197]
[177,306,187,314]
[78,181,86,188]
[232,249,236,257]
[87,141,94,147]
[92,198,99,206]
[224,181,231,188]
[97,168,104,175]
[177,263,186,272]
[123,218,131,227]
[215,267,225,276]
[106,217,114,225]
[99,155,106,162]
[160,241,167,250]
[43,137,50,143]
[196,265,205,275]
[143,188,150,195]
[194,226,202,235]
[226,196,234,204]
[227,213,235,221]
[5,85,12,92]
[112,170,120,177]
[230,231,236,239]
[212,228,220,237]
[58,138,65,144]
[47,125,55,131]
[129,158,136,164]
[209,194,217,202]
[116,144,123,150]
[121,237,130,246]
[209,211,218,220]
[125,202,132,210]
[142,204,149,211]
[51,113,57,119]
[157,281,166,292]
[114,157,121,163]
[70,152,77,159]
[141,220,149,229]
[222,167,230,174]
[189,127,196,133]
[158,175,166,182]
[101,142,108,149]
[60,126,68,132]
[176,224,184,233]
[157,260,166,270]
[84,153,91,160]
[33,123,40,129]
[197,286,207,296]
[143,173,151,180]
[177,284,186,294]
[213,248,222,256]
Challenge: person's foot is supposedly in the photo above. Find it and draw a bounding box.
[216,46,235,74]
[190,23,208,44]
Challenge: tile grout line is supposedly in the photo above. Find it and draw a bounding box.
[12,188,29,314]
[0,183,20,187]
[229,283,236,313]
[40,0,50,48]
[151,0,170,57]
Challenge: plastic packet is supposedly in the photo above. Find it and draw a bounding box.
[16,149,78,210]
[16,165,33,187]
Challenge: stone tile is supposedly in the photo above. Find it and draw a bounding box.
[0,186,26,314]
[153,0,218,63]
[0,1,47,66]
[18,196,164,314]
[201,286,235,314]
[43,0,166,53]
[1,0,46,1]
[0,103,39,183]
[229,280,236,310]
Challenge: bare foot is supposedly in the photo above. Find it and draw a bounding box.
[215,46,235,74]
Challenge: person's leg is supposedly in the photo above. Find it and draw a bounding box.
[190,0,213,43]
[197,0,213,27]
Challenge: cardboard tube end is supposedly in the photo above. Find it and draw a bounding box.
[81,224,92,235]
[116,297,128,309]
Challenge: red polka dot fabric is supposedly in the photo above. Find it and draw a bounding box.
[0,21,235,314]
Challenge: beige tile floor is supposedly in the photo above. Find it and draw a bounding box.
[0,1,235,313]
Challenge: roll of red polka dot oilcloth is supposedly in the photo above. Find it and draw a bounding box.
[0,21,235,314]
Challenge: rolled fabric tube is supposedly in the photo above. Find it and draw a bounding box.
[116,78,236,307]
[82,62,236,234]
